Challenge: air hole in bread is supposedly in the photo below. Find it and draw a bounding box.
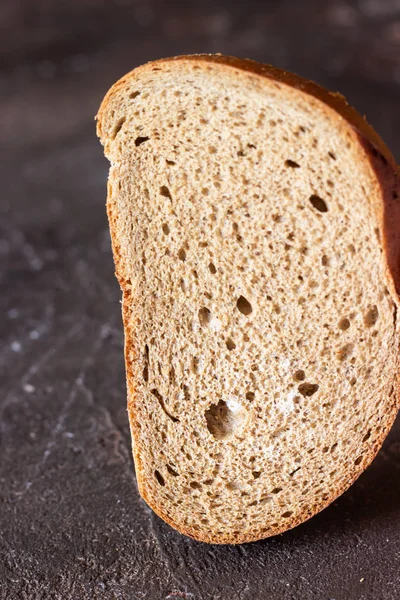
[160,185,172,199]
[354,456,363,465]
[271,487,282,494]
[338,317,350,331]
[226,337,236,351]
[178,248,186,261]
[166,464,179,476]
[321,254,330,266]
[309,195,328,213]
[143,344,149,382]
[362,429,371,443]
[208,262,217,274]
[226,482,238,491]
[252,471,261,479]
[290,467,302,477]
[282,511,293,518]
[166,159,176,165]
[154,470,165,486]
[246,391,255,401]
[135,136,150,146]
[162,223,170,235]
[205,399,248,440]
[199,307,212,327]
[190,481,202,490]
[260,496,272,505]
[111,117,126,139]
[337,343,354,361]
[189,357,198,374]
[129,91,140,99]
[236,295,252,315]
[328,151,336,160]
[293,369,305,382]
[285,159,300,168]
[364,305,378,327]
[151,388,179,422]
[298,382,319,397]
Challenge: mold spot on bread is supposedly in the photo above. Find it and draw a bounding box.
[236,295,253,315]
[205,399,249,440]
[309,195,328,213]
[134,135,150,146]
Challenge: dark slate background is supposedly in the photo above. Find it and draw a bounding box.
[1,1,400,598]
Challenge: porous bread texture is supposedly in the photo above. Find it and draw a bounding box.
[97,55,400,544]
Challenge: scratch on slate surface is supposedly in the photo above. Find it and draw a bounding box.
[7,222,44,272]
[0,320,84,422]
[12,319,113,499]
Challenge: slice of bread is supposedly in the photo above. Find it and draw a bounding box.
[97,54,400,544]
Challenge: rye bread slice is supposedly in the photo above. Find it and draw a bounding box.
[97,54,400,544]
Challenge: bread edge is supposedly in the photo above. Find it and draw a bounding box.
[98,54,400,544]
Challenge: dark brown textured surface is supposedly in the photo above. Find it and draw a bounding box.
[1,0,400,598]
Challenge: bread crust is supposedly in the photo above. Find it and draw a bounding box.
[97,54,400,544]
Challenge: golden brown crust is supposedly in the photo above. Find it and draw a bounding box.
[97,54,400,544]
